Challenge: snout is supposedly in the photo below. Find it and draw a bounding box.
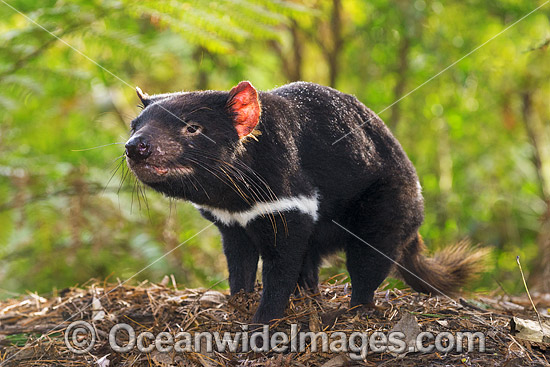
[125,135,152,161]
[125,133,192,184]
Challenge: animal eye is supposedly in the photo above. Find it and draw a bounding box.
[185,124,202,135]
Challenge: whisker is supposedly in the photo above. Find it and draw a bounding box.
[130,177,136,214]
[162,157,209,201]
[226,161,289,235]
[191,174,209,199]
[219,166,251,202]
[188,150,287,236]
[188,152,281,235]
[71,142,125,152]
[136,178,141,213]
[190,150,277,199]
[104,156,126,193]
[192,151,274,204]
[138,181,152,223]
[118,163,131,195]
[169,198,173,219]
[109,154,126,166]
[186,157,251,205]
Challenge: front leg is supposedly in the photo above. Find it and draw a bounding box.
[246,212,314,324]
[296,251,321,295]
[220,226,259,294]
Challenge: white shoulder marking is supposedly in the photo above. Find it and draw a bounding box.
[416,180,423,200]
[193,193,320,227]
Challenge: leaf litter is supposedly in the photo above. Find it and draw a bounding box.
[0,276,549,366]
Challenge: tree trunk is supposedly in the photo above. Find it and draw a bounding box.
[270,20,303,82]
[522,91,550,292]
[194,47,210,90]
[388,35,410,130]
[327,0,343,88]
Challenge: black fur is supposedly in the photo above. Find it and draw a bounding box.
[125,81,483,324]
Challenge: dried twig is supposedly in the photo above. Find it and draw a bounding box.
[516,256,545,335]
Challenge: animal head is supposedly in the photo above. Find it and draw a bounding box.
[125,81,261,200]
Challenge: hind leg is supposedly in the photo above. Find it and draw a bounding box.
[341,183,423,307]
[345,236,400,306]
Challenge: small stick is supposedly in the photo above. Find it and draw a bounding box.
[516,256,545,335]
[171,274,178,291]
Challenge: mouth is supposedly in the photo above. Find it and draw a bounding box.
[127,160,193,182]
[145,163,193,176]
[147,164,169,175]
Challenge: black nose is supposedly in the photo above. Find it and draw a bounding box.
[125,136,151,161]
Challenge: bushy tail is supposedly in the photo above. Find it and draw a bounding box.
[397,234,488,296]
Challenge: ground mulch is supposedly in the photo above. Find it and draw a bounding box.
[0,276,549,366]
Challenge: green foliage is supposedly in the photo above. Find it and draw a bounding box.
[4,333,40,347]
[0,0,549,298]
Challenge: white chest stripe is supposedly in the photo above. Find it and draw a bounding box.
[193,194,320,227]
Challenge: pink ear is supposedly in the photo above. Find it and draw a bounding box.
[227,81,260,139]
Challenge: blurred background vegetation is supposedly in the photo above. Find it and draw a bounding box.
[1,0,549,299]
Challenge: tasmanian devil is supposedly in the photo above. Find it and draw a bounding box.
[125,81,486,324]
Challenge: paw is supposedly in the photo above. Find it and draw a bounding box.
[349,301,384,316]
